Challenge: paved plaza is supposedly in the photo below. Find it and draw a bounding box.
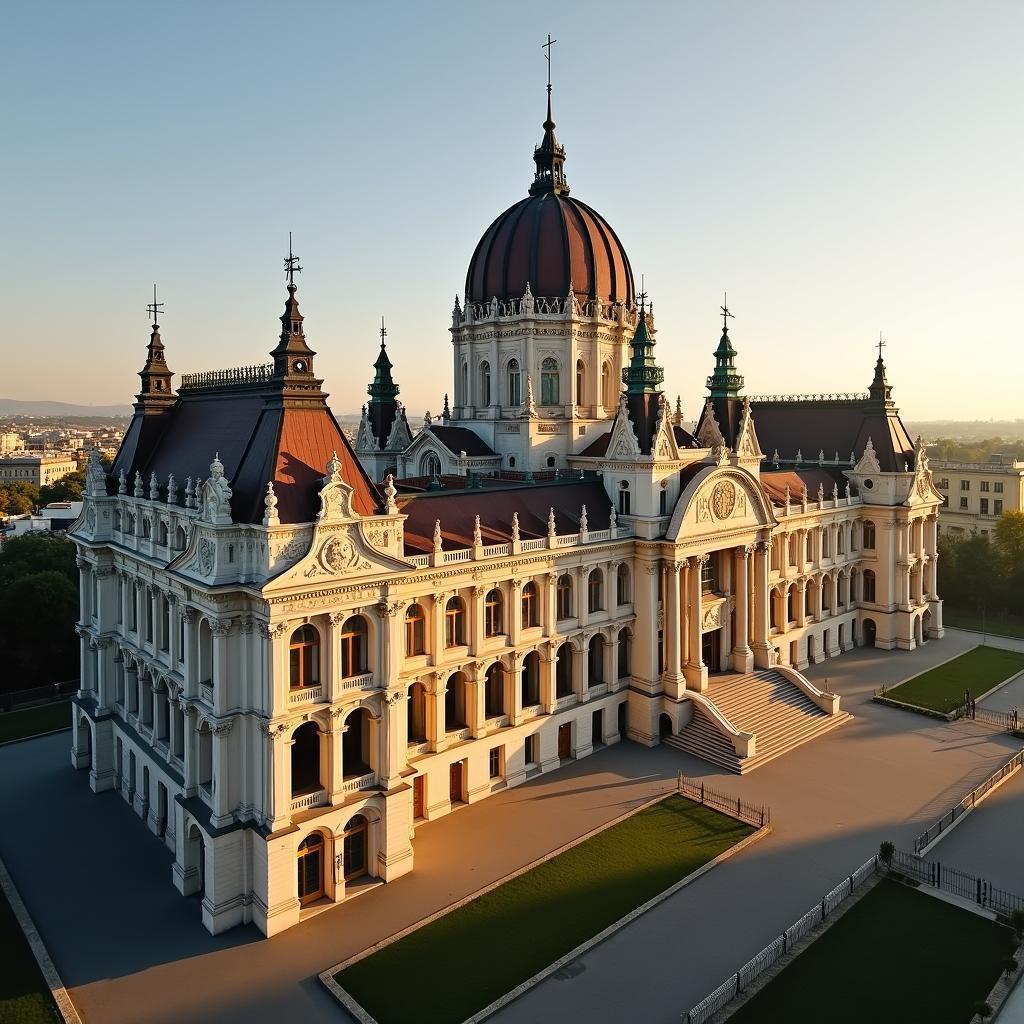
[1,628,1021,1024]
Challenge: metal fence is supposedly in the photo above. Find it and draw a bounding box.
[683,854,880,1024]
[890,849,1024,917]
[1,679,78,713]
[962,705,1024,735]
[913,748,1024,853]
[676,775,770,829]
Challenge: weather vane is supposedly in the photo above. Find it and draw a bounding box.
[380,315,387,346]
[877,331,886,361]
[637,272,648,312]
[721,292,734,331]
[542,34,557,94]
[284,231,302,287]
[146,284,164,326]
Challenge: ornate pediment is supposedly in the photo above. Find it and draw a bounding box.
[666,465,774,542]
[734,397,764,463]
[652,396,680,462]
[695,399,726,449]
[355,407,376,452]
[853,438,881,475]
[316,452,358,525]
[606,396,641,460]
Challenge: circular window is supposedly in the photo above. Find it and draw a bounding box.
[294,360,307,372]
[863,479,874,490]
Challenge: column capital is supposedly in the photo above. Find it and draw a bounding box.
[666,561,682,576]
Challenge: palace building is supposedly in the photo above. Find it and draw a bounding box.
[69,86,944,936]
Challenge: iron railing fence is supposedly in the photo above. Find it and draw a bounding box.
[683,855,880,1024]
[676,775,770,829]
[890,849,1024,917]
[913,749,1024,853]
[1,679,78,713]
[961,705,1024,734]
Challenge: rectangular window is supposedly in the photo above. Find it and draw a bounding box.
[659,490,667,515]
[981,481,990,492]
[488,746,503,779]
[942,495,949,508]
[995,482,1004,493]
[995,500,1003,515]
[938,478,949,489]
[980,498,989,515]
[701,556,718,593]
[960,480,970,491]
[960,497,968,509]
[525,734,538,766]
[619,490,630,516]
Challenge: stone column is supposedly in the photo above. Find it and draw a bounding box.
[380,689,407,789]
[432,593,446,664]
[752,541,773,668]
[470,586,486,655]
[576,566,589,628]
[181,608,198,697]
[182,702,199,797]
[539,646,557,713]
[572,641,586,701]
[509,580,524,647]
[94,637,114,712]
[469,662,486,739]
[631,560,659,693]
[510,653,525,725]
[732,546,754,672]
[663,561,683,697]
[210,720,233,827]
[813,573,824,621]
[684,555,708,692]
[210,618,232,716]
[432,672,446,750]
[543,572,557,637]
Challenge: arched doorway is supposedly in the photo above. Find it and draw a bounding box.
[291,722,322,795]
[342,708,372,779]
[659,713,673,740]
[444,673,469,732]
[297,831,325,905]
[863,618,877,647]
[555,643,573,698]
[922,609,932,641]
[342,815,369,881]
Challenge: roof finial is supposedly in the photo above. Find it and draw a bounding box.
[637,273,648,314]
[380,315,387,348]
[877,330,886,362]
[284,231,302,288]
[721,291,734,332]
[530,35,569,196]
[146,283,164,327]
[542,33,557,110]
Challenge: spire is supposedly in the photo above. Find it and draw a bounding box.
[868,332,893,405]
[270,234,317,381]
[529,35,570,196]
[367,316,399,405]
[137,285,174,406]
[706,293,744,399]
[621,290,664,394]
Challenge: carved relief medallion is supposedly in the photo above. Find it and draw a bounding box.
[711,481,736,520]
[197,538,214,574]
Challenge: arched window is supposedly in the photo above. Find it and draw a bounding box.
[617,628,632,679]
[291,721,321,795]
[601,361,613,409]
[342,707,371,777]
[588,635,605,686]
[484,589,503,638]
[863,521,876,550]
[555,643,573,698]
[407,682,427,742]
[159,521,168,546]
[445,672,468,729]
[289,625,320,690]
[480,360,492,406]
[507,358,522,406]
[618,480,631,516]
[863,569,876,603]
[521,651,540,707]
[340,616,368,678]
[342,814,368,880]
[297,831,325,905]
[556,574,573,620]
[521,581,539,628]
[540,357,559,405]
[575,359,585,405]
[588,569,604,613]
[446,597,466,647]
[405,605,425,656]
[616,563,631,605]
[422,452,442,479]
[485,663,504,718]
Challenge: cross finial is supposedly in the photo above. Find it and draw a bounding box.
[637,273,648,312]
[720,292,734,331]
[284,231,302,287]
[146,284,164,326]
[877,331,886,361]
[542,34,557,95]
[380,315,387,347]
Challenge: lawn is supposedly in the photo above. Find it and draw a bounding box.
[0,702,70,745]
[335,795,754,1024]
[0,888,60,1024]
[885,646,1024,714]
[946,607,1024,641]
[728,878,1012,1024]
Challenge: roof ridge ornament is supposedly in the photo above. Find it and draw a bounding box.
[529,35,570,196]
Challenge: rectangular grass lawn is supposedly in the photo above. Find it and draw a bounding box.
[886,646,1024,713]
[0,889,59,1024]
[0,702,70,745]
[727,878,1012,1024]
[335,795,753,1024]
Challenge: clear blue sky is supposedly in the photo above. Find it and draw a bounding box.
[2,0,1021,421]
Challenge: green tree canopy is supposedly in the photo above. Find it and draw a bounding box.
[0,532,77,586]
[994,511,1024,574]
[0,569,79,687]
[39,469,86,504]
[0,481,40,516]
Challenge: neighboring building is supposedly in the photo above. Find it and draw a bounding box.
[69,86,943,938]
[1,501,84,538]
[0,453,78,487]
[930,455,1024,536]
[0,432,23,454]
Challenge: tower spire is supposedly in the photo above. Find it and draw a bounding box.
[137,285,174,405]
[707,292,744,400]
[868,331,893,404]
[530,35,569,196]
[622,288,664,395]
[270,235,317,381]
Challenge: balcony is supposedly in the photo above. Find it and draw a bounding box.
[555,693,578,711]
[199,682,213,704]
[290,788,328,813]
[289,683,324,705]
[342,772,378,794]
[342,671,377,692]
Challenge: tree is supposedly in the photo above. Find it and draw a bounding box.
[0,532,78,585]
[994,511,1024,575]
[0,481,40,517]
[39,469,86,505]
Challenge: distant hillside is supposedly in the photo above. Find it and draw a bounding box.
[0,398,132,417]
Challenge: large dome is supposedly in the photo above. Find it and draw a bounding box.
[464,94,635,310]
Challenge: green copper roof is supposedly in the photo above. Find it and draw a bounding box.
[706,326,744,399]
[621,310,664,394]
[367,340,399,405]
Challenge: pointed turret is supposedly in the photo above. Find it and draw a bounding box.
[366,317,401,450]
[137,321,175,407]
[270,236,318,383]
[868,338,894,406]
[620,295,665,454]
[707,299,744,400]
[529,68,569,196]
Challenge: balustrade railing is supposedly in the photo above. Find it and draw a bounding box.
[341,772,377,794]
[342,671,376,691]
[179,363,273,390]
[289,683,324,704]
[290,788,328,812]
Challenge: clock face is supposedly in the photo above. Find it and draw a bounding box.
[294,360,306,372]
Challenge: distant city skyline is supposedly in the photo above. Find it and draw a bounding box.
[2,0,1021,419]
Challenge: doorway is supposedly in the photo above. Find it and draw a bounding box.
[617,701,627,739]
[413,774,426,820]
[864,619,877,647]
[557,723,572,760]
[449,760,464,804]
[297,832,325,905]
[342,815,368,881]
[156,782,168,837]
[659,713,673,740]
[591,709,604,748]
[701,630,720,673]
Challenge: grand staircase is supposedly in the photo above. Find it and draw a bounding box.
[664,669,851,774]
